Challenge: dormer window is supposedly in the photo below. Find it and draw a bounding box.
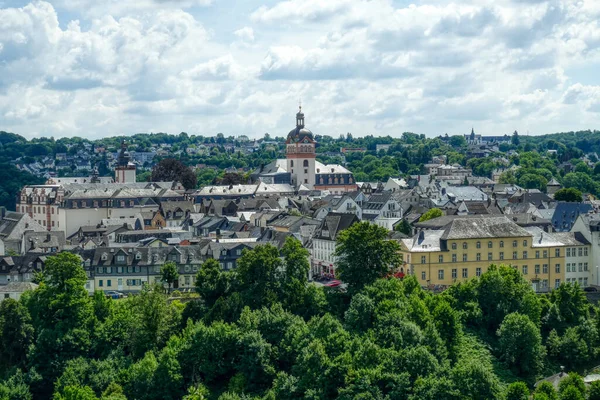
[101,253,108,261]
[116,255,125,263]
[135,252,142,260]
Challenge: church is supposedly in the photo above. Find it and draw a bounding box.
[253,107,357,194]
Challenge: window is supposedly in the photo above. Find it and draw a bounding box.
[421,271,426,280]
[536,250,540,259]
[488,241,493,248]
[476,267,482,277]
[452,254,457,262]
[438,270,444,280]
[523,240,528,247]
[98,267,104,274]
[476,241,481,249]
[185,276,190,285]
[585,247,588,256]
[107,280,112,287]
[106,267,112,274]
[476,253,481,261]
[438,255,444,263]
[452,243,457,250]
[555,264,561,273]
[579,248,583,257]
[543,250,548,258]
[236,249,242,256]
[523,265,528,275]
[227,262,233,269]
[567,248,571,257]
[99,280,103,287]
[523,251,528,259]
[512,240,517,248]
[462,254,467,262]
[290,160,294,167]
[421,256,426,264]
[303,160,309,167]
[463,242,467,249]
[535,264,540,274]
[462,268,468,278]
[500,241,504,248]
[566,263,571,272]
[543,264,548,274]
[513,251,518,259]
[579,263,583,272]
[584,277,588,287]
[488,252,492,261]
[500,252,504,260]
[555,279,561,288]
[452,269,457,279]
[555,249,560,257]
[117,255,125,262]
[584,263,589,271]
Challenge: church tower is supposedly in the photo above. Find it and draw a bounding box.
[286,106,316,189]
[115,140,137,183]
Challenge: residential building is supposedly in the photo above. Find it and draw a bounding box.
[310,213,360,278]
[401,215,565,292]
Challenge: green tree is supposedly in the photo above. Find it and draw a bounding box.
[505,382,530,400]
[553,188,583,202]
[335,221,401,293]
[54,385,99,400]
[419,208,443,222]
[160,262,180,293]
[0,299,34,372]
[236,244,282,309]
[497,313,544,376]
[26,253,95,397]
[558,373,586,400]
[535,381,558,400]
[512,130,520,146]
[280,237,311,313]
[588,380,600,400]
[151,158,197,189]
[195,258,230,308]
[394,219,412,235]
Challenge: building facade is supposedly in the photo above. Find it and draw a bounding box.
[400,216,566,292]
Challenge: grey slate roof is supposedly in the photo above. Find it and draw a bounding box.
[552,202,593,232]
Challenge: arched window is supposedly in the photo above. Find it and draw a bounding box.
[303,159,309,167]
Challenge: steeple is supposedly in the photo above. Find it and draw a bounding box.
[296,104,305,128]
[91,165,100,183]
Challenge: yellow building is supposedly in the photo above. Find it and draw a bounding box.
[400,216,566,292]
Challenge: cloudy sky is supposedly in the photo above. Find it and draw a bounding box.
[0,0,599,139]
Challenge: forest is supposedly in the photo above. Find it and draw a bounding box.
[1,222,600,400]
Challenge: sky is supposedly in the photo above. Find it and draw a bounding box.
[0,0,599,139]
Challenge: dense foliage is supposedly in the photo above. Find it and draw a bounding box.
[1,226,600,399]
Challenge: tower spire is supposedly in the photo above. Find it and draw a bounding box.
[296,103,305,128]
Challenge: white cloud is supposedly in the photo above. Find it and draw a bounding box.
[251,0,351,23]
[233,27,254,42]
[0,0,600,139]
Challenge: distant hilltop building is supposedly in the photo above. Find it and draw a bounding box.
[463,128,511,145]
[252,107,358,194]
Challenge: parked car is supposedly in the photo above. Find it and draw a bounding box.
[105,291,126,299]
[324,280,342,288]
[584,286,598,292]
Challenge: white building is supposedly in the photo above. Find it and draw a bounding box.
[310,213,360,278]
